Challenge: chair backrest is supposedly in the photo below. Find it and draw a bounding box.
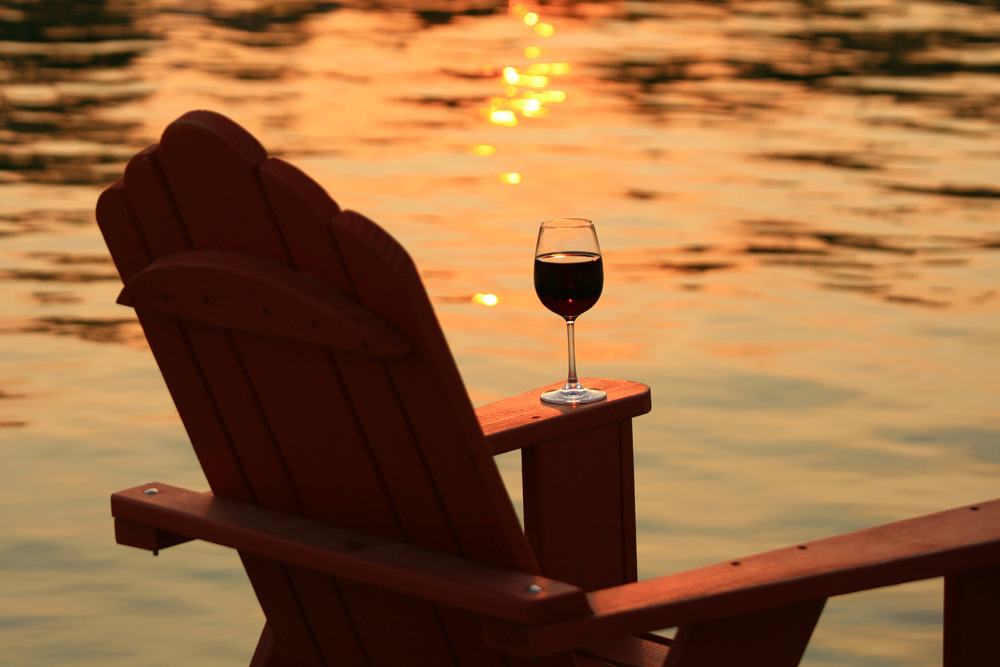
[96,110,549,665]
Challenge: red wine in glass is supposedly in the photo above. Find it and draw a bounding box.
[533,219,607,404]
[534,252,604,318]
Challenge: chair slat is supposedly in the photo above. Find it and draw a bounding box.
[257,157,354,291]
[283,568,375,666]
[156,112,290,262]
[186,324,304,514]
[331,209,538,572]
[233,335,403,534]
[95,182,151,282]
[240,554,329,666]
[134,311,255,501]
[120,146,193,259]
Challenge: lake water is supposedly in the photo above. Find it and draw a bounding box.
[2,0,999,664]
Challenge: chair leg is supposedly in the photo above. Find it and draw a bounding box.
[663,599,825,667]
[944,565,1000,666]
[249,623,276,667]
[522,421,637,591]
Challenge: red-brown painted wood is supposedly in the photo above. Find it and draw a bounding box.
[576,635,671,667]
[523,421,637,591]
[485,499,1000,656]
[111,483,590,625]
[944,565,1000,666]
[102,110,1000,667]
[663,599,824,667]
[118,250,411,355]
[478,378,651,455]
[99,110,607,665]
[475,379,646,593]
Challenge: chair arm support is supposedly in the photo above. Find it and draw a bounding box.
[485,498,1000,655]
[477,379,650,455]
[110,482,590,626]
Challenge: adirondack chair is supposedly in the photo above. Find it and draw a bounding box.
[99,110,1000,667]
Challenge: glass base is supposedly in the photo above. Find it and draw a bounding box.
[540,386,607,405]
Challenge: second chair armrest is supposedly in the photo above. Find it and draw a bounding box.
[484,498,1000,655]
[476,379,651,455]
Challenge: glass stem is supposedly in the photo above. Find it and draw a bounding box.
[564,318,581,391]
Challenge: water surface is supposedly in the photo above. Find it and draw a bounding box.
[2,0,999,664]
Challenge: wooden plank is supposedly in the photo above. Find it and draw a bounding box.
[239,553,328,666]
[183,323,303,513]
[156,111,290,262]
[663,599,824,667]
[233,334,468,665]
[119,250,411,355]
[486,500,1000,655]
[330,208,540,573]
[94,181,151,282]
[248,623,275,667]
[944,564,1000,666]
[478,379,651,455]
[109,482,591,625]
[389,351,543,571]
[119,145,193,260]
[114,517,192,553]
[257,157,354,290]
[233,336,403,535]
[282,568,374,665]
[576,635,671,667]
[523,422,637,591]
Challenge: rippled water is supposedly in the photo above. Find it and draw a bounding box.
[2,0,999,664]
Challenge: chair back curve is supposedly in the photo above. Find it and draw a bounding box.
[97,110,554,666]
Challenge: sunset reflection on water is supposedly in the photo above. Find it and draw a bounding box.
[1,0,999,665]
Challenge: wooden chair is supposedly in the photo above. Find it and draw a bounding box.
[99,110,1000,666]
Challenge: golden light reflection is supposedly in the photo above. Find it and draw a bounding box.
[476,3,571,178]
[524,90,566,103]
[488,109,518,126]
[473,293,500,306]
[471,144,497,156]
[527,62,570,76]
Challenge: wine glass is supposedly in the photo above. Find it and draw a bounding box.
[534,218,607,404]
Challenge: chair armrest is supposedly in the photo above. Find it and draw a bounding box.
[478,379,650,591]
[476,379,650,455]
[485,498,1000,655]
[110,482,590,626]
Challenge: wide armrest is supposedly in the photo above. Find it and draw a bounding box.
[111,483,590,626]
[477,379,650,455]
[485,497,1000,655]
